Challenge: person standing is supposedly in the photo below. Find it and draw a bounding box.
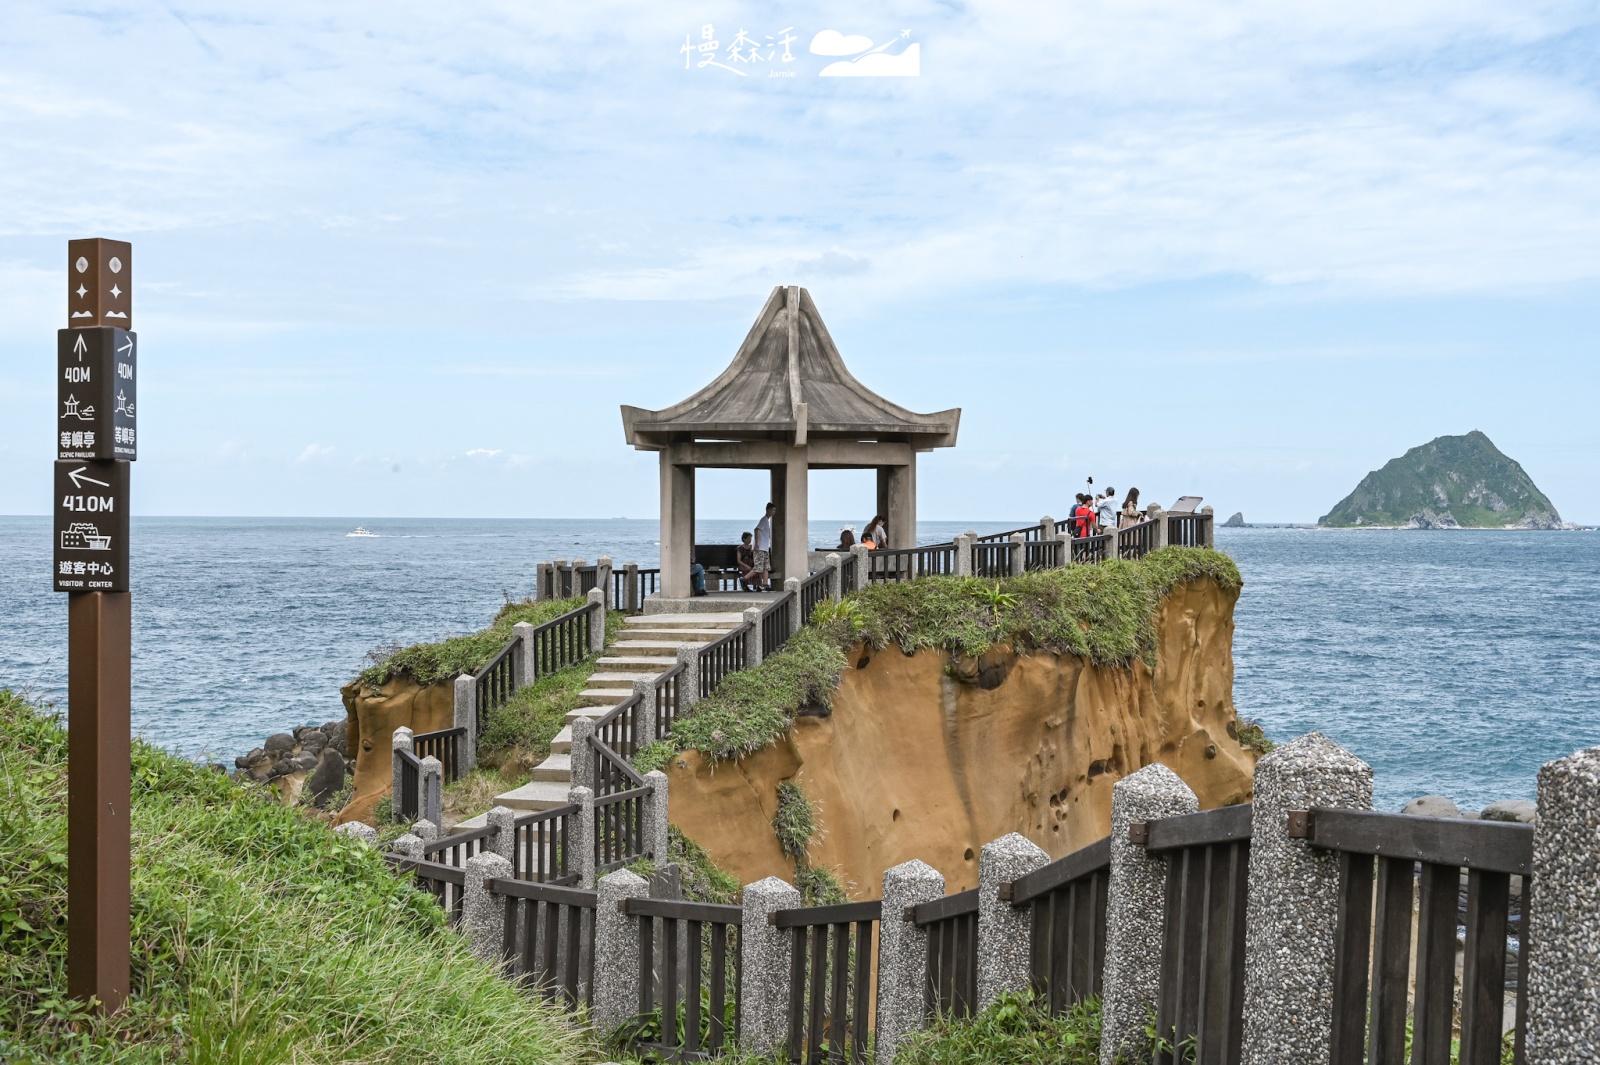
[1095,487,1117,532]
[753,502,776,591]
[861,515,886,548]
[1119,487,1142,528]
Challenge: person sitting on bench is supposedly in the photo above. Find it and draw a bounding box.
[736,532,757,591]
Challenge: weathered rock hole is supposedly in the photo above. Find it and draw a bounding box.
[892,808,901,822]
[857,654,871,670]
[963,848,975,862]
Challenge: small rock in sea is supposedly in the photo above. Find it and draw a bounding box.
[1480,799,1536,823]
[306,750,347,808]
[263,732,297,758]
[1403,795,1470,819]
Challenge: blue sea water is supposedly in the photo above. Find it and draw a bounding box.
[1,515,1597,813]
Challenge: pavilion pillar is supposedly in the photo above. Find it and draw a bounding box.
[660,452,695,599]
[879,461,917,549]
[782,449,809,580]
[769,465,787,581]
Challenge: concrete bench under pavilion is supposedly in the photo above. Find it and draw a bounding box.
[621,285,960,601]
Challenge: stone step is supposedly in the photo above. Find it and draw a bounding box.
[596,656,678,672]
[622,628,732,642]
[588,671,654,688]
[530,753,571,782]
[550,725,573,753]
[610,640,704,654]
[627,612,746,627]
[564,704,617,724]
[578,688,632,704]
[493,779,574,812]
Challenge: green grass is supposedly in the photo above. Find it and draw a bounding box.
[358,595,589,689]
[667,827,741,905]
[898,991,1101,1065]
[0,689,592,1065]
[647,548,1241,765]
[772,781,816,864]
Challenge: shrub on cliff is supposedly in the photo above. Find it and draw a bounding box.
[637,547,1242,766]
[358,594,588,689]
[0,689,589,1065]
[896,991,1101,1064]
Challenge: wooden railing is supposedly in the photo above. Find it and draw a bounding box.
[386,854,466,925]
[975,522,1049,544]
[486,876,596,1011]
[394,748,422,821]
[799,570,831,627]
[593,692,642,763]
[910,888,980,1019]
[837,553,857,592]
[698,625,749,700]
[594,787,650,875]
[762,594,795,657]
[615,567,661,613]
[971,540,1014,579]
[1118,518,1158,560]
[1070,533,1112,564]
[529,605,591,677]
[514,805,577,885]
[1002,836,1110,1014]
[620,897,744,1059]
[1140,804,1253,1064]
[413,726,467,783]
[424,823,500,872]
[773,899,881,1064]
[1293,807,1533,1065]
[1023,538,1062,572]
[475,634,520,733]
[1167,513,1212,549]
[654,664,684,739]
[866,542,958,584]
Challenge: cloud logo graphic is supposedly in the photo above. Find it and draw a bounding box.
[820,43,920,78]
[809,30,874,56]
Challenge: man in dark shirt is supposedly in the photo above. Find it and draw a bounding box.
[735,532,756,591]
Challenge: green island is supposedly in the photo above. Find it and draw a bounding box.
[1319,430,1566,529]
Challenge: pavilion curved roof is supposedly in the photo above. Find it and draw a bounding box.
[622,286,960,450]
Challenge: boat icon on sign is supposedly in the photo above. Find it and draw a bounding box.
[61,522,112,550]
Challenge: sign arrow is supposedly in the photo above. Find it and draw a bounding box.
[116,337,133,356]
[67,466,111,490]
[72,334,87,361]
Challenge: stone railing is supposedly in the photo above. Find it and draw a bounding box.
[346,728,1600,1065]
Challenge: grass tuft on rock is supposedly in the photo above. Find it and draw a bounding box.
[358,595,589,689]
[0,689,589,1065]
[649,548,1241,765]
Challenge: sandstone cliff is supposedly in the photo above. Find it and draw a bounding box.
[333,675,456,826]
[665,576,1257,896]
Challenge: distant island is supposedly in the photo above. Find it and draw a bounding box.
[1320,430,1567,529]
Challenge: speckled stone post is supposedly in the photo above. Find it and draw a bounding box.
[643,770,669,862]
[594,868,652,1034]
[334,821,377,844]
[877,860,946,1063]
[391,726,413,810]
[535,561,553,601]
[1100,762,1199,1065]
[569,785,597,889]
[1008,532,1026,577]
[597,556,614,609]
[452,674,477,771]
[1239,732,1373,1065]
[552,558,568,596]
[954,533,974,577]
[825,552,842,601]
[462,852,512,966]
[739,876,801,1055]
[588,588,607,653]
[1526,745,1600,1062]
[785,577,802,632]
[486,805,518,866]
[570,718,596,793]
[849,543,870,591]
[418,755,443,827]
[388,832,423,859]
[978,833,1049,1007]
[744,607,764,667]
[1148,506,1168,550]
[512,621,534,686]
[410,818,439,843]
[1040,515,1056,538]
[1055,531,1071,568]
[632,677,657,747]
[675,645,701,709]
[1199,507,1215,548]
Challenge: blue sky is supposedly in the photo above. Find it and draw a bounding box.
[2,1,1598,523]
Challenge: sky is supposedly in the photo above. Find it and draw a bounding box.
[2,1,1598,523]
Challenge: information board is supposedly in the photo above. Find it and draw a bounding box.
[53,460,129,593]
[57,328,136,462]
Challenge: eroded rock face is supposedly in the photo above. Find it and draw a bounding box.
[333,675,456,826]
[666,577,1260,896]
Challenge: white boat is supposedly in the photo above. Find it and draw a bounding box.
[346,527,378,538]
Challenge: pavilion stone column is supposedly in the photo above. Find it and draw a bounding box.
[1239,732,1373,1065]
[783,448,808,581]
[660,452,694,599]
[880,462,917,548]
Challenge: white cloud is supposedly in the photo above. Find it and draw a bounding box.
[465,448,501,458]
[295,443,334,463]
[820,44,919,77]
[809,30,874,56]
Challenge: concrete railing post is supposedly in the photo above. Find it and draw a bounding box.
[594,869,652,1034]
[785,577,802,633]
[643,770,669,862]
[552,558,569,597]
[1148,506,1168,551]
[1099,763,1199,1064]
[391,726,414,808]
[1040,515,1056,539]
[596,555,614,610]
[410,818,439,843]
[624,562,640,613]
[568,785,597,889]
[1525,745,1600,1062]
[978,833,1049,1007]
[1008,532,1026,577]
[739,876,801,1056]
[486,804,518,867]
[633,677,657,748]
[463,852,513,965]
[511,621,533,687]
[535,561,552,601]
[744,606,764,668]
[1200,506,1215,548]
[825,552,842,601]
[849,543,870,592]
[453,674,477,772]
[1239,733,1374,1065]
[570,718,596,794]
[675,645,701,710]
[954,532,974,577]
[419,756,443,828]
[334,821,377,844]
[587,588,607,654]
[388,832,423,859]
[877,860,946,1064]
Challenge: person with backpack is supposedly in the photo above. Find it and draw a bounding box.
[1071,494,1096,539]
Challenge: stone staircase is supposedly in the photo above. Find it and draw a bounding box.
[490,612,746,812]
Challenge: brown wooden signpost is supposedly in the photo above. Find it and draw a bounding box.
[60,237,134,1011]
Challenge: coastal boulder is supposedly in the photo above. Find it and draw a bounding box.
[1403,794,1469,819]
[1480,798,1536,823]
[263,732,297,759]
[306,749,348,808]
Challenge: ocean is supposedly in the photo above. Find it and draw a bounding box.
[2,515,1596,813]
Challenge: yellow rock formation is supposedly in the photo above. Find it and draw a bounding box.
[665,577,1257,896]
[334,675,455,826]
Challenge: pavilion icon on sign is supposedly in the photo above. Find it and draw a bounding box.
[61,522,112,550]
